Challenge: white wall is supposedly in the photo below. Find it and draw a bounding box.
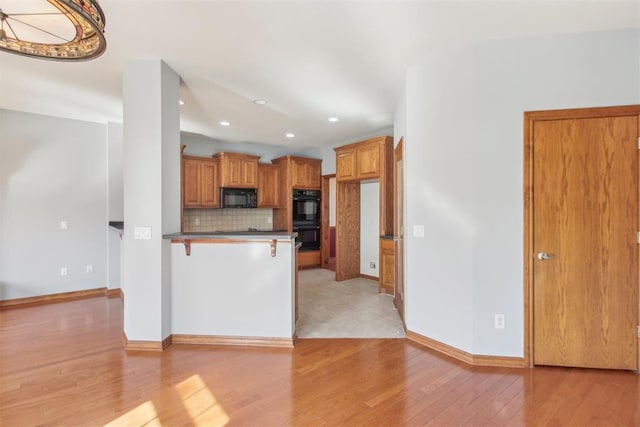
[402,28,640,357]
[171,240,294,338]
[394,88,406,146]
[181,132,319,162]
[360,181,380,277]
[122,60,180,342]
[0,109,108,299]
[107,122,123,290]
[107,122,123,221]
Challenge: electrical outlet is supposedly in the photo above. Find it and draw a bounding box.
[60,267,68,276]
[86,264,94,274]
[194,218,200,226]
[267,217,272,224]
[134,226,152,240]
[494,314,505,329]
[60,220,68,230]
[369,261,376,269]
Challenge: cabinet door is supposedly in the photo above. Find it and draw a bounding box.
[183,159,202,207]
[291,159,308,188]
[336,149,357,182]
[242,158,258,188]
[201,159,219,207]
[224,157,244,187]
[307,160,321,189]
[258,164,279,208]
[357,143,380,179]
[380,238,395,295]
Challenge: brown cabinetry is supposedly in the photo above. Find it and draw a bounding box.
[182,156,219,209]
[336,148,357,181]
[379,237,395,295]
[292,157,322,189]
[214,152,260,188]
[271,155,322,268]
[335,138,386,182]
[271,155,322,232]
[258,163,280,208]
[334,136,394,283]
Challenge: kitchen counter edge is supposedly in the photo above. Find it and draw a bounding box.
[163,231,298,240]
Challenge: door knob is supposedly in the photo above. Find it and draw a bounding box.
[537,252,558,260]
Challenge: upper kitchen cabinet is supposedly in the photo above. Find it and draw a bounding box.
[272,155,322,191]
[214,152,260,188]
[182,156,219,208]
[291,157,322,189]
[334,136,391,182]
[258,163,280,208]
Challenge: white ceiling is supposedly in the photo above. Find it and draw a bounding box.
[0,0,638,148]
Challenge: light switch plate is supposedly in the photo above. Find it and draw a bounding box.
[134,226,152,240]
[60,220,68,230]
[413,225,425,238]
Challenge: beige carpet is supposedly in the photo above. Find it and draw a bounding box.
[296,268,406,338]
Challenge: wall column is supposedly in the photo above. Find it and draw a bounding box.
[122,59,180,345]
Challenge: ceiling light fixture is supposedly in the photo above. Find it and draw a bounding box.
[253,99,268,105]
[328,117,339,122]
[219,121,231,126]
[285,133,295,138]
[179,100,185,106]
[0,0,106,61]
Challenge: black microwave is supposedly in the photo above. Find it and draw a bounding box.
[220,187,257,208]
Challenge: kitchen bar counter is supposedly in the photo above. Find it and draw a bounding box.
[162,229,298,347]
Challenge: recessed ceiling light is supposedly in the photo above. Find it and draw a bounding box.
[179,100,185,106]
[219,121,231,126]
[328,117,339,122]
[285,133,295,138]
[253,99,268,105]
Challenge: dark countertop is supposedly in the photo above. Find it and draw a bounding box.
[163,230,297,240]
[109,221,124,230]
[380,235,395,240]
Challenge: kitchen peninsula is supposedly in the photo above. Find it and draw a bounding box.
[162,230,299,347]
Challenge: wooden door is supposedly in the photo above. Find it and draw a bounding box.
[394,139,404,322]
[528,108,639,370]
[335,181,360,281]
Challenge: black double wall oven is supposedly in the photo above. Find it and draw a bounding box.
[292,189,321,251]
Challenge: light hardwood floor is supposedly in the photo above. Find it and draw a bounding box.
[1,296,640,426]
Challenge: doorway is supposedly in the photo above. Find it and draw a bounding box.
[524,105,640,370]
[321,174,336,271]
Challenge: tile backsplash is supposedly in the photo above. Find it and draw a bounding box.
[183,208,274,232]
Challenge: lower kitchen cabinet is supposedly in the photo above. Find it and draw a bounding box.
[379,237,395,295]
[298,249,321,269]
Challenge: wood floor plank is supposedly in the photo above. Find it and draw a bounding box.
[1,296,640,426]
